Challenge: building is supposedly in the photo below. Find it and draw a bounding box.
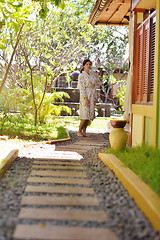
[88,0,160,148]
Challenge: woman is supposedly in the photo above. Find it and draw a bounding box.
[77,59,99,137]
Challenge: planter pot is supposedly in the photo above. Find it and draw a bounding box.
[109,119,128,150]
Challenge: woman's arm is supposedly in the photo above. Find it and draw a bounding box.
[78,74,88,97]
[84,97,90,107]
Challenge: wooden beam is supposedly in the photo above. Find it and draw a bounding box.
[133,8,146,13]
[96,21,129,26]
[114,0,130,3]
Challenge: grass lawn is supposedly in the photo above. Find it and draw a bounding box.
[0,118,69,142]
[0,116,108,142]
[105,145,160,197]
[53,116,108,129]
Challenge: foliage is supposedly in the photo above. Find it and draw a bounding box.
[31,0,65,19]
[0,0,65,35]
[100,58,128,105]
[0,0,129,127]
[0,0,33,39]
[38,91,71,124]
[56,126,68,139]
[0,0,129,89]
[0,0,66,94]
[0,86,71,128]
[105,145,160,197]
[0,87,32,132]
[116,83,126,106]
[0,114,68,140]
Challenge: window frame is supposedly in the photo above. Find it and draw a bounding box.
[135,10,156,105]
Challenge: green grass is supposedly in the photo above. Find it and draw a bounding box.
[105,145,160,197]
[52,116,108,129]
[0,117,68,141]
[0,116,108,141]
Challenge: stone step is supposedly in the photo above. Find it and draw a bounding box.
[55,148,85,153]
[32,165,83,170]
[34,155,83,162]
[13,224,119,240]
[72,141,107,145]
[30,170,87,178]
[33,152,83,160]
[33,160,81,166]
[25,185,94,195]
[55,145,93,149]
[18,208,108,222]
[27,177,90,185]
[21,195,99,206]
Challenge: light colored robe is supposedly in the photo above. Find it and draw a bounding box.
[78,71,99,120]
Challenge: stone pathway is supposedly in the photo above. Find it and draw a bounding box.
[0,131,158,240]
[13,133,119,240]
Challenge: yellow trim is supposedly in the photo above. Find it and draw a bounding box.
[132,104,157,146]
[132,114,144,146]
[0,149,19,178]
[98,153,160,233]
[155,0,160,147]
[145,117,153,145]
[132,104,154,117]
[152,0,160,147]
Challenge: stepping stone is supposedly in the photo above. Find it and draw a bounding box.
[21,195,99,206]
[32,165,83,170]
[27,177,90,185]
[56,145,93,149]
[79,142,107,146]
[25,185,94,194]
[19,208,108,222]
[30,170,87,178]
[33,160,81,166]
[34,153,82,160]
[13,224,119,240]
[55,148,84,153]
[34,156,83,161]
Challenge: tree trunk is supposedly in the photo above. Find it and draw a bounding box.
[0,23,24,93]
[35,108,38,127]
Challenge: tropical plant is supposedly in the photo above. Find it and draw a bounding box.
[38,91,71,124]
[116,84,126,107]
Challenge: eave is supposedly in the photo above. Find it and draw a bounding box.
[88,0,131,26]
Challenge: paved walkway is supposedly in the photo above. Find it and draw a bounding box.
[13,133,119,240]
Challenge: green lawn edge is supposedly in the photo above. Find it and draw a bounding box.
[104,145,160,197]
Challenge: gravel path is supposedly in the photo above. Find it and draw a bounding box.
[0,131,160,240]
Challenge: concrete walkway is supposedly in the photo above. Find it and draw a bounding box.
[13,133,119,240]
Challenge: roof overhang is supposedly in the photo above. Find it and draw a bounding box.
[132,0,156,11]
[88,0,131,26]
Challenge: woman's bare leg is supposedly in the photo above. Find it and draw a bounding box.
[82,120,91,138]
[77,120,86,137]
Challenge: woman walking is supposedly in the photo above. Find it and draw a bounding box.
[77,59,99,138]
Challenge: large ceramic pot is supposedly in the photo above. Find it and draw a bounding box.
[109,119,128,150]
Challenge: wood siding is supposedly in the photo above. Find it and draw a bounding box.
[135,11,156,104]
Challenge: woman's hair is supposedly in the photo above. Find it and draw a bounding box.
[80,59,92,73]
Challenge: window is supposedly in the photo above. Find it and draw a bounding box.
[135,11,156,104]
